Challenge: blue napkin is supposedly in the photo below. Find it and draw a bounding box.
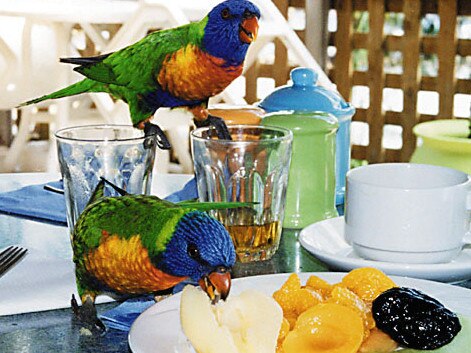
[164,178,197,203]
[0,180,67,224]
[0,178,198,224]
[99,296,156,332]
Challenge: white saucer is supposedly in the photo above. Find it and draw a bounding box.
[299,216,471,283]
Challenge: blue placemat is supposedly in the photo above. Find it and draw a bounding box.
[0,180,67,224]
[0,178,198,225]
[99,296,156,332]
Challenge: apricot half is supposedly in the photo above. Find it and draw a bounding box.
[327,286,375,334]
[282,303,364,353]
[341,267,396,302]
[273,274,322,328]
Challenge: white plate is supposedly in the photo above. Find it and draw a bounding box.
[128,272,471,353]
[299,216,471,283]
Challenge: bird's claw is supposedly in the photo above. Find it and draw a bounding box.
[195,115,232,141]
[71,294,107,335]
[143,122,171,150]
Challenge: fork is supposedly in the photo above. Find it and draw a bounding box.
[0,246,28,277]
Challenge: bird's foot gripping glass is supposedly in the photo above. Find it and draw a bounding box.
[55,125,156,234]
[191,125,293,263]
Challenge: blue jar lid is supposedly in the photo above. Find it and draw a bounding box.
[258,67,355,118]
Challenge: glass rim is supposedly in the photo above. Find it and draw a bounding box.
[54,124,154,142]
[190,124,293,144]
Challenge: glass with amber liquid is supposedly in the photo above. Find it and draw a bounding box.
[191,125,292,263]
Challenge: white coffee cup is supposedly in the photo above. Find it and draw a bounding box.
[345,163,471,264]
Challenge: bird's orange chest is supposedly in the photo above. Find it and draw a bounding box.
[157,45,243,101]
[84,233,186,294]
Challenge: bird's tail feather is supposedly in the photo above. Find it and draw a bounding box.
[17,79,97,108]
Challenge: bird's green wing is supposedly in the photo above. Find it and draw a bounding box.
[66,20,206,91]
[72,195,183,257]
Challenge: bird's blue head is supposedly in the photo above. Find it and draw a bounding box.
[160,210,236,300]
[203,0,261,65]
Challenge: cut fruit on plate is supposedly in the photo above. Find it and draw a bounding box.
[128,273,471,353]
[180,285,283,353]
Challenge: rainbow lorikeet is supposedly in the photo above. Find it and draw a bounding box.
[18,0,260,149]
[71,179,246,333]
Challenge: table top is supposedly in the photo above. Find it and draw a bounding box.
[0,172,327,352]
[1,173,470,352]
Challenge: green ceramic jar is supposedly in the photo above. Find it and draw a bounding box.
[262,111,338,229]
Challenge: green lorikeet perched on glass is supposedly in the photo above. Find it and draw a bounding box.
[71,179,249,333]
[18,0,260,149]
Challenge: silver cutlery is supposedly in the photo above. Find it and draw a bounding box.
[0,246,28,277]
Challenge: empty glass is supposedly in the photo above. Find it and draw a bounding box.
[55,124,156,234]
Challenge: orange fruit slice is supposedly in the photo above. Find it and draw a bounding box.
[277,317,291,353]
[326,286,375,334]
[282,303,364,353]
[305,275,333,299]
[341,268,396,302]
[273,274,323,328]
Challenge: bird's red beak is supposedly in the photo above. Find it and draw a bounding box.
[239,16,259,44]
[199,266,232,303]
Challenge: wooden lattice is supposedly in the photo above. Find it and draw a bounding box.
[244,0,308,103]
[331,0,471,163]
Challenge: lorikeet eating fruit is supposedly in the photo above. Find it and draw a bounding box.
[71,179,249,333]
[18,0,261,149]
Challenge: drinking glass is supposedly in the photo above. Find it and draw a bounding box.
[191,125,292,262]
[55,124,156,234]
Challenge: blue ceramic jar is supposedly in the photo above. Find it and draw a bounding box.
[259,67,355,206]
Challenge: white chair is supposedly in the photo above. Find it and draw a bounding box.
[0,17,75,172]
[0,0,138,172]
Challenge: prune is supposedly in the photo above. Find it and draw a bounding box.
[372,287,461,350]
